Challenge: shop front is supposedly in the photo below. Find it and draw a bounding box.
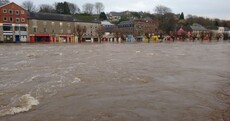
[56,34,75,43]
[30,34,51,43]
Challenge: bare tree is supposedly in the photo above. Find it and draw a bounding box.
[96,25,105,43]
[82,3,94,14]
[0,0,9,6]
[95,2,104,14]
[39,4,55,13]
[112,27,123,42]
[154,5,172,15]
[68,2,80,14]
[74,24,87,43]
[22,0,36,12]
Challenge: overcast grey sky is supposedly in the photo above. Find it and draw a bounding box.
[14,0,230,20]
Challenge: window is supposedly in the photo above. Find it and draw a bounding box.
[9,9,13,15]
[60,29,63,33]
[21,18,25,22]
[33,27,37,32]
[3,17,7,21]
[15,10,19,15]
[52,29,55,33]
[43,21,47,26]
[3,9,7,13]
[44,28,47,32]
[3,25,12,31]
[16,18,20,23]
[9,17,13,22]
[15,26,19,31]
[20,27,26,31]
[21,10,25,14]
[32,20,37,26]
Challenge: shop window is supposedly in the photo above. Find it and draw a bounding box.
[15,26,20,31]
[9,9,13,15]
[3,26,12,31]
[3,9,7,13]
[20,27,27,31]
[15,10,19,15]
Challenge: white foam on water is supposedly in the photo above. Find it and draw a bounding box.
[72,77,81,83]
[0,94,39,117]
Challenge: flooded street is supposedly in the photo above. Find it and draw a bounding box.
[0,42,230,121]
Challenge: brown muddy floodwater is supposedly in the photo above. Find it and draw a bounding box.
[0,42,230,121]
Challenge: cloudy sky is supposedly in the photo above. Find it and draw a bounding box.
[14,0,230,20]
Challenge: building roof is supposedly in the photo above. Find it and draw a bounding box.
[28,12,75,22]
[190,23,207,31]
[118,20,134,26]
[101,20,114,26]
[0,2,27,11]
[109,12,123,16]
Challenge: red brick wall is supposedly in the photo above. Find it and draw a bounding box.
[0,2,28,24]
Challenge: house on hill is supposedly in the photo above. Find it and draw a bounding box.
[190,23,207,33]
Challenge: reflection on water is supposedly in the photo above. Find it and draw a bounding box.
[0,43,230,121]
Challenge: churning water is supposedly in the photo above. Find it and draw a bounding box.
[0,42,230,121]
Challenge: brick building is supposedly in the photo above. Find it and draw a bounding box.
[118,20,158,37]
[0,2,28,42]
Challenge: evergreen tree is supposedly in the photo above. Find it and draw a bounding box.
[179,12,184,20]
[56,2,70,14]
[99,12,107,21]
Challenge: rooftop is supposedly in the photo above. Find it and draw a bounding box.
[28,12,75,22]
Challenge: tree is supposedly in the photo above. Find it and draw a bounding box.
[95,2,104,14]
[55,2,70,14]
[39,4,55,13]
[82,3,94,14]
[22,0,36,12]
[154,5,172,15]
[158,13,177,34]
[179,12,184,20]
[67,2,80,15]
[99,12,107,21]
[74,24,87,43]
[0,0,9,6]
[96,25,105,43]
[112,27,123,42]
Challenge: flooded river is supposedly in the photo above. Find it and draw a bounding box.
[0,42,230,121]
